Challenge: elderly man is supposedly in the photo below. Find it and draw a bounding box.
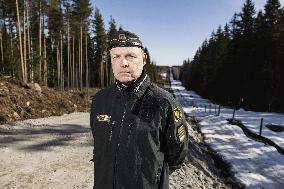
[90,30,188,189]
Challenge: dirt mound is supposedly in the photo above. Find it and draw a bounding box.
[0,76,99,124]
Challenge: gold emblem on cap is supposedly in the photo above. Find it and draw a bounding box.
[129,37,138,40]
[118,34,126,40]
[97,115,111,122]
[173,107,182,122]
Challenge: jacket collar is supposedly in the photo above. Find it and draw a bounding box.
[115,70,150,98]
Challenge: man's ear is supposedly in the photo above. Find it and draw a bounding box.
[143,53,147,65]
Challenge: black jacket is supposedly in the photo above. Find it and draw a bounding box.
[90,73,188,189]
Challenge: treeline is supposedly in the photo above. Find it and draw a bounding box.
[180,0,284,112]
[0,0,157,90]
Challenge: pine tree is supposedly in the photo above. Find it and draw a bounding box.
[73,0,91,90]
[16,0,26,82]
[180,0,284,111]
[238,0,256,107]
[278,9,284,110]
[93,8,107,88]
[48,0,63,88]
[144,47,157,82]
[106,16,117,86]
[262,0,282,109]
[0,0,118,93]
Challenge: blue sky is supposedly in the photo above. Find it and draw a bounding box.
[91,0,284,66]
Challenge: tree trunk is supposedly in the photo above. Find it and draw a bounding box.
[43,34,47,86]
[80,24,83,91]
[72,35,75,89]
[78,34,80,90]
[57,42,60,88]
[0,30,3,72]
[15,0,26,82]
[105,53,109,86]
[43,14,47,86]
[67,21,70,89]
[100,53,104,88]
[60,31,63,90]
[26,0,31,81]
[9,18,14,76]
[39,0,42,82]
[85,34,89,96]
[24,1,28,82]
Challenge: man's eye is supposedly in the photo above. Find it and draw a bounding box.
[127,55,136,58]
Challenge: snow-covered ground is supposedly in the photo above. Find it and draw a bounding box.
[170,70,284,189]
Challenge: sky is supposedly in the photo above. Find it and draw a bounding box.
[170,72,284,189]
[91,0,284,66]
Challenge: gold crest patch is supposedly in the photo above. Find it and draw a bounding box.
[177,125,186,142]
[96,115,111,122]
[118,34,126,40]
[173,107,182,122]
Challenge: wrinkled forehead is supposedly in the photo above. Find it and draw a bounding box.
[110,46,144,55]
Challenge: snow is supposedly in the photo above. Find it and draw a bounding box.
[170,69,284,189]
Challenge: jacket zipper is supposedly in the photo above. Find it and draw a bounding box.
[108,121,116,144]
[155,167,162,187]
[113,101,127,188]
[126,123,133,147]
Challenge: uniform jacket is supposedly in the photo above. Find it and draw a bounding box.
[90,72,188,189]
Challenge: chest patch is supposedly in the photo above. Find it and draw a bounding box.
[96,115,111,122]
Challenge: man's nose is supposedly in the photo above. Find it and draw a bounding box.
[119,57,129,67]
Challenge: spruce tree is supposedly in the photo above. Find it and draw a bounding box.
[262,0,282,109]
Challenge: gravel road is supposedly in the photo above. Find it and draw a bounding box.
[0,113,93,189]
[0,112,240,189]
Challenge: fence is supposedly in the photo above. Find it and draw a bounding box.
[189,102,275,138]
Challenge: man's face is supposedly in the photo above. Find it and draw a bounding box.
[110,47,147,86]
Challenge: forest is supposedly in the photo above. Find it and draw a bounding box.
[0,0,157,91]
[180,0,284,112]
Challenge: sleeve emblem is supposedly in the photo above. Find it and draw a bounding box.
[173,107,182,122]
[177,125,186,142]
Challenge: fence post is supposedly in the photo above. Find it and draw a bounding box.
[232,108,236,119]
[218,105,221,116]
[205,105,207,112]
[259,118,263,136]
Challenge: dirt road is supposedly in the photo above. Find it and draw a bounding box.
[0,113,93,189]
[0,112,240,189]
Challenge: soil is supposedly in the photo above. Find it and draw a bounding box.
[0,75,99,124]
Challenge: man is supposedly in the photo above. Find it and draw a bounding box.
[90,30,188,189]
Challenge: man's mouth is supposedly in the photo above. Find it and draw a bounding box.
[120,71,131,74]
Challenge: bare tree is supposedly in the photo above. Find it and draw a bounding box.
[0,29,3,72]
[85,34,89,95]
[67,21,70,89]
[39,0,42,82]
[16,0,26,82]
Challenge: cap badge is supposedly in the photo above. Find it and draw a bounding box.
[118,34,126,40]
